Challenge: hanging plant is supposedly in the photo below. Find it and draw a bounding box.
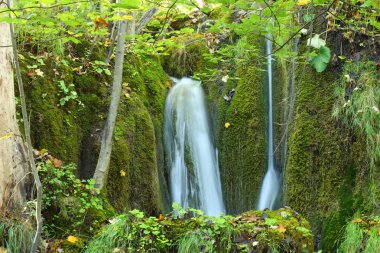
[307,34,331,72]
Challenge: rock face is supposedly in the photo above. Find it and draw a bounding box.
[23,43,169,215]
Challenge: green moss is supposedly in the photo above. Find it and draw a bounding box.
[217,34,266,214]
[284,65,348,247]
[87,208,314,252]
[22,48,169,215]
[23,57,83,163]
[106,94,159,213]
[106,54,169,215]
[162,34,210,77]
[284,60,378,251]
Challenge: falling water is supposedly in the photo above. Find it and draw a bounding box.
[257,38,280,210]
[164,77,225,216]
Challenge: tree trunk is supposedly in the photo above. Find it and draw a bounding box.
[93,18,130,190]
[0,1,28,212]
[135,7,158,34]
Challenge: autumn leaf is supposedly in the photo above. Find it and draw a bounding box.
[67,235,79,243]
[120,170,126,177]
[224,122,231,128]
[124,93,130,98]
[352,218,364,223]
[27,70,35,78]
[158,214,164,221]
[94,17,108,31]
[278,224,287,233]
[53,158,62,168]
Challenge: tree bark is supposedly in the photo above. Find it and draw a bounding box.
[0,0,28,212]
[135,7,158,34]
[93,18,130,190]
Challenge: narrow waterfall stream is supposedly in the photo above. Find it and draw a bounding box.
[164,77,225,216]
[257,38,280,210]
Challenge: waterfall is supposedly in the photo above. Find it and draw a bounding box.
[164,77,225,216]
[257,37,280,210]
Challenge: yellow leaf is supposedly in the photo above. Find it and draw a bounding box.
[120,170,126,177]
[124,93,130,98]
[40,148,48,155]
[224,122,231,128]
[67,235,79,244]
[120,15,134,21]
[297,0,310,6]
[352,218,364,223]
[277,224,287,233]
[0,132,14,141]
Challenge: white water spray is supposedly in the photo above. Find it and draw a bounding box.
[164,77,225,216]
[257,38,280,210]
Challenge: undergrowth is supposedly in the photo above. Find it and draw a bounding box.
[338,215,380,253]
[0,219,34,253]
[333,61,380,207]
[86,205,314,253]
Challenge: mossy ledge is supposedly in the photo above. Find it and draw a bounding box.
[86,208,313,253]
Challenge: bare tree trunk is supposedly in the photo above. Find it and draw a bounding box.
[0,0,28,212]
[93,18,130,190]
[135,7,158,34]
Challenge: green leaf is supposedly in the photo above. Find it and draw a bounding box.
[303,14,315,23]
[308,46,331,72]
[112,0,140,10]
[104,69,111,76]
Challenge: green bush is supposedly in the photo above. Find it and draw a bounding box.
[38,161,110,237]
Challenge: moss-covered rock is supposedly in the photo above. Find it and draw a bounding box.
[162,34,211,77]
[283,60,379,251]
[21,44,169,216]
[86,207,314,253]
[217,34,267,214]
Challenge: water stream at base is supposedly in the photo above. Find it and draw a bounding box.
[164,77,225,216]
[257,38,280,210]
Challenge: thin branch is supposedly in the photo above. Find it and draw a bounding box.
[263,0,281,35]
[154,0,178,43]
[258,0,336,59]
[105,22,117,65]
[135,7,159,34]
[0,0,92,15]
[0,31,84,48]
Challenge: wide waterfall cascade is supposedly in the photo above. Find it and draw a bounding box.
[164,77,225,216]
[257,38,280,210]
